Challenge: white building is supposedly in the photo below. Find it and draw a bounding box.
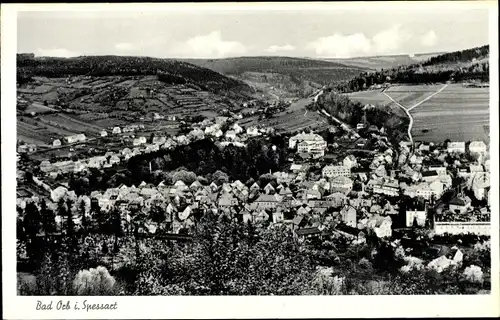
[112,127,122,134]
[406,209,427,227]
[434,221,490,236]
[322,165,351,179]
[289,132,326,149]
[133,136,147,146]
[100,130,108,137]
[447,142,466,153]
[372,179,399,197]
[53,139,62,147]
[246,126,260,137]
[66,134,86,144]
[330,176,353,192]
[343,155,357,169]
[469,141,487,154]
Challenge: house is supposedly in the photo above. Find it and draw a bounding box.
[272,210,285,224]
[225,130,237,140]
[343,155,357,169]
[133,136,147,146]
[253,194,282,210]
[421,170,439,183]
[449,195,472,213]
[371,178,399,197]
[447,141,466,153]
[406,208,427,227]
[341,206,357,227]
[246,126,260,136]
[88,156,107,169]
[366,215,392,238]
[263,183,276,194]
[218,193,238,207]
[428,166,447,176]
[53,139,61,147]
[152,136,167,145]
[189,129,205,140]
[295,227,323,240]
[112,127,122,134]
[100,130,108,137]
[109,155,121,166]
[330,176,353,193]
[232,123,244,134]
[469,141,487,154]
[178,206,192,221]
[66,134,86,144]
[322,165,350,179]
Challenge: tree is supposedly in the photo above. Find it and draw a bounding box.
[40,199,56,234]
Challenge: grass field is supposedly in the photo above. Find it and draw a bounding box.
[345,83,490,144]
[239,97,329,134]
[17,113,104,146]
[410,84,489,143]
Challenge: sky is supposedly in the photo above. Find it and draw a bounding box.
[17,5,490,59]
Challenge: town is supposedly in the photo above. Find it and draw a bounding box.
[17,89,491,289]
[14,15,492,295]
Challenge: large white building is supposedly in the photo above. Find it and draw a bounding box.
[372,178,399,197]
[322,165,351,179]
[434,221,490,236]
[447,142,466,153]
[289,132,326,149]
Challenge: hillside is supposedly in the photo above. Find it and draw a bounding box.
[16,55,259,146]
[17,55,254,98]
[334,45,489,93]
[324,52,444,70]
[182,56,367,98]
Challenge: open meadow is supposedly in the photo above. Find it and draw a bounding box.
[348,84,489,144]
[239,97,329,134]
[410,84,489,143]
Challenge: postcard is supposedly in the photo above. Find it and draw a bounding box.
[2,1,499,319]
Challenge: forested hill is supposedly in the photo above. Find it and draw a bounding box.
[16,55,254,97]
[334,45,490,93]
[423,45,489,66]
[182,56,366,98]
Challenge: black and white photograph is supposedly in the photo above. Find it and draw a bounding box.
[2,1,499,318]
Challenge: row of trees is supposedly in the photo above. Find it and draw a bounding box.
[18,196,491,295]
[126,136,290,185]
[313,90,409,145]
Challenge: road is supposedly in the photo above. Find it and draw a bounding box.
[383,91,414,151]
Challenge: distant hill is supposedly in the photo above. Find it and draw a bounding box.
[181,56,367,98]
[333,45,489,92]
[17,55,253,98]
[323,52,445,70]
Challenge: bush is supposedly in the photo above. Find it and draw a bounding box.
[73,266,117,295]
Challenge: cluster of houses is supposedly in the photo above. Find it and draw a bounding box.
[20,110,492,241]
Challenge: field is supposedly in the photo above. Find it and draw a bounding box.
[17,113,104,146]
[239,97,329,134]
[409,84,490,143]
[347,84,490,143]
[347,90,393,106]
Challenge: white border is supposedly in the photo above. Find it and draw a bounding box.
[2,2,499,319]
